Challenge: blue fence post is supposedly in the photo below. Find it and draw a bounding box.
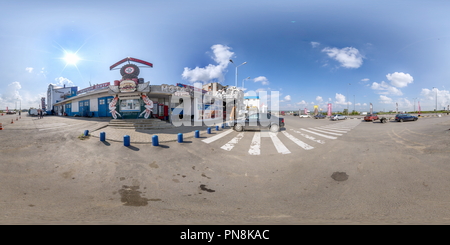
[177,133,183,143]
[216,125,219,131]
[152,135,159,146]
[100,132,105,141]
[195,130,200,138]
[207,127,211,134]
[84,130,89,136]
[124,135,130,146]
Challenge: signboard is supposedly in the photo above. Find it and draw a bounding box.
[327,103,332,116]
[77,82,110,95]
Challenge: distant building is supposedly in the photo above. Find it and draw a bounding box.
[47,84,78,114]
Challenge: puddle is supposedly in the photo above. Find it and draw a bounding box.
[118,185,150,206]
[199,184,215,192]
[331,172,349,181]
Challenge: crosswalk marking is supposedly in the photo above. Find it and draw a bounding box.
[200,119,362,155]
[308,128,343,136]
[314,127,348,133]
[282,131,314,150]
[248,132,261,155]
[300,128,338,139]
[221,132,245,151]
[289,129,325,144]
[201,129,234,144]
[269,132,291,154]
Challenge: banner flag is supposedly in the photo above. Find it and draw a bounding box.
[370,103,373,114]
[327,103,332,116]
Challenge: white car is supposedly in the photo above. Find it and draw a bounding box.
[299,114,310,118]
[331,114,347,120]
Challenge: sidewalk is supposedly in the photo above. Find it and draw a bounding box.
[90,123,232,144]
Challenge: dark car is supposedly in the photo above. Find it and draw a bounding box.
[395,113,418,122]
[364,114,379,121]
[233,113,284,132]
[314,114,326,119]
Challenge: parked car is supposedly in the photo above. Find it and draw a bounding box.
[364,114,379,122]
[299,114,310,118]
[233,113,284,132]
[331,114,347,120]
[395,113,418,122]
[6,111,16,114]
[314,114,326,119]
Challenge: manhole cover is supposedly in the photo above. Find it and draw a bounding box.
[331,172,348,181]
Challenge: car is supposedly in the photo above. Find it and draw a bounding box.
[314,114,326,119]
[233,113,284,132]
[293,113,299,116]
[395,113,418,122]
[331,114,347,120]
[6,111,16,114]
[299,114,310,118]
[364,114,379,122]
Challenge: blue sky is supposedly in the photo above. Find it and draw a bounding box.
[1,0,450,112]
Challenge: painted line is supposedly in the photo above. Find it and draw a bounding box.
[308,128,343,136]
[313,127,348,133]
[282,131,314,150]
[202,129,234,144]
[300,128,337,139]
[289,129,325,144]
[220,132,245,151]
[248,132,261,155]
[269,132,291,154]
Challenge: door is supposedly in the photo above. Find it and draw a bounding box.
[98,98,106,117]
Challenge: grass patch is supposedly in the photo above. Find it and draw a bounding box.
[78,133,91,140]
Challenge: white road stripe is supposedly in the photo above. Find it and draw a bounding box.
[289,129,325,144]
[269,132,291,154]
[220,132,245,151]
[202,129,234,144]
[313,127,348,133]
[248,132,261,155]
[300,128,337,139]
[308,128,343,136]
[282,131,314,150]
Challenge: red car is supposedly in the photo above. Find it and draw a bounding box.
[364,114,379,121]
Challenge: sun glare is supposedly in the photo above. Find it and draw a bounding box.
[64,53,80,65]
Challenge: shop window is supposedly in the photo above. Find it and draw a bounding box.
[120,99,140,111]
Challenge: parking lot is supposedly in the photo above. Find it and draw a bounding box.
[1,113,450,224]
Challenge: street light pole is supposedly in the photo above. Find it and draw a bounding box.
[242,77,250,91]
[413,97,417,113]
[433,87,437,111]
[347,83,351,116]
[229,59,247,87]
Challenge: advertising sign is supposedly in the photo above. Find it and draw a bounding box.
[327,103,332,116]
[77,82,110,95]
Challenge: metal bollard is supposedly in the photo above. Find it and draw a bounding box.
[124,135,130,146]
[152,135,159,146]
[207,127,211,134]
[216,125,219,131]
[177,133,183,143]
[84,130,89,136]
[195,130,200,138]
[100,132,105,141]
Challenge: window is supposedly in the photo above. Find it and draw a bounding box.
[120,99,140,111]
[99,99,105,105]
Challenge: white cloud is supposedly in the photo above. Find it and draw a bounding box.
[361,78,369,82]
[284,95,291,101]
[25,67,33,73]
[316,96,323,102]
[182,44,234,84]
[311,41,320,48]
[0,82,22,107]
[363,103,367,106]
[379,95,393,104]
[253,76,269,85]
[54,77,75,87]
[321,47,364,68]
[296,100,307,106]
[420,88,450,109]
[386,72,413,88]
[335,93,351,105]
[371,81,403,96]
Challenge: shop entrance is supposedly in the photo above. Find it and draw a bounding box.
[79,100,90,117]
[98,96,114,117]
